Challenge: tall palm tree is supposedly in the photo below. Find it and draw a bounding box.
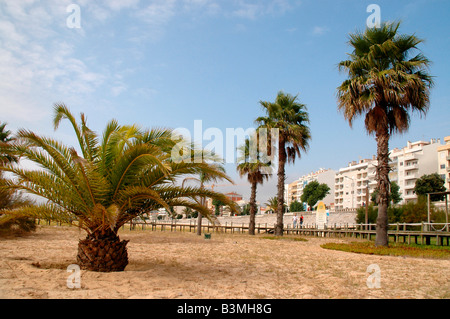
[256,91,311,236]
[337,22,433,246]
[0,104,238,271]
[236,137,271,235]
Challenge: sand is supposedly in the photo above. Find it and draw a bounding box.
[0,225,449,299]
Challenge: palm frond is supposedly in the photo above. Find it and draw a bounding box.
[0,203,80,229]
[337,21,433,136]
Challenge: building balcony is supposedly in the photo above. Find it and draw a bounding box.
[404,183,415,190]
[404,193,417,200]
[404,173,418,180]
[404,163,419,171]
[403,153,419,161]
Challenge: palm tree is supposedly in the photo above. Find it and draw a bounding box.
[0,122,18,165]
[337,22,433,246]
[0,104,238,271]
[265,196,278,213]
[236,137,271,235]
[1,122,19,209]
[0,122,32,217]
[256,91,311,236]
[182,162,233,235]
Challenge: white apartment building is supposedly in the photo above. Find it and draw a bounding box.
[390,139,441,203]
[286,136,447,212]
[286,168,336,210]
[334,157,377,210]
[437,136,450,191]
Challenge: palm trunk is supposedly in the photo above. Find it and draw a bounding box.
[276,136,286,236]
[77,229,129,272]
[196,212,203,236]
[375,128,390,247]
[196,185,205,236]
[249,181,257,235]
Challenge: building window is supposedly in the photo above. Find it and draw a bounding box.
[441,164,446,169]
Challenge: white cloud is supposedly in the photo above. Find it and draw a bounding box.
[182,0,221,15]
[312,26,329,36]
[105,0,140,11]
[232,0,296,19]
[233,2,260,20]
[111,84,127,97]
[136,0,177,25]
[0,0,301,128]
[0,1,105,125]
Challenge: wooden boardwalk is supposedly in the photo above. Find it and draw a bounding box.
[126,220,450,246]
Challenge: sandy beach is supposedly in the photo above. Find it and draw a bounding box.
[0,225,449,299]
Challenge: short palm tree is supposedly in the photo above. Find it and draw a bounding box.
[0,122,18,165]
[236,137,271,235]
[0,104,237,271]
[337,22,433,246]
[265,196,278,213]
[182,163,233,235]
[256,91,311,236]
[1,122,31,214]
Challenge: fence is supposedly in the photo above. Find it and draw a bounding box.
[125,220,450,246]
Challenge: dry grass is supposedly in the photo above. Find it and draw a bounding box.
[0,226,449,299]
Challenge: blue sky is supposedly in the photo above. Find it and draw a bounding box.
[1,0,450,204]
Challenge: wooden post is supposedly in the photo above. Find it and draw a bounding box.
[365,184,369,230]
[396,223,399,243]
[445,194,449,232]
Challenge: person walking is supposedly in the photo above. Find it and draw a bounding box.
[293,213,298,228]
[300,214,304,228]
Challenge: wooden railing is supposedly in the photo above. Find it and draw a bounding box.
[124,220,450,246]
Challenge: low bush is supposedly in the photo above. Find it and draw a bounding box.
[321,241,450,259]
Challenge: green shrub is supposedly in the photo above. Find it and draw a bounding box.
[356,198,447,224]
[356,204,378,224]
